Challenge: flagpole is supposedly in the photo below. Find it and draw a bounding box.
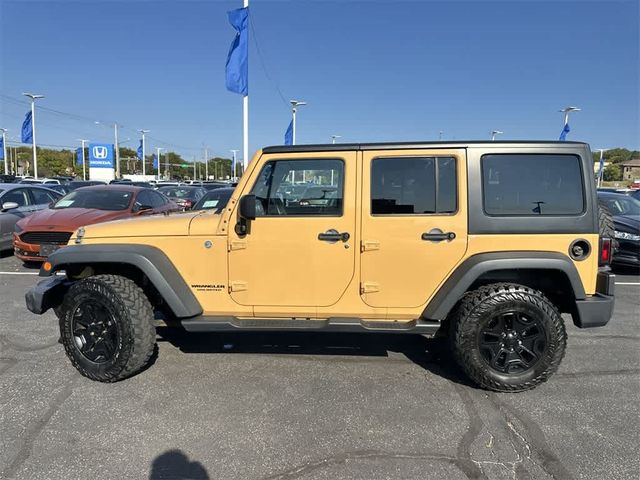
[139,129,149,177]
[242,0,249,171]
[77,139,88,181]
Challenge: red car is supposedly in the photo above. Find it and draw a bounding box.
[14,185,179,262]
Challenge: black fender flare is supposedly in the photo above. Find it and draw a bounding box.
[422,251,586,320]
[42,244,202,318]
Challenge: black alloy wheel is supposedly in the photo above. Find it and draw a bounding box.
[71,300,120,363]
[478,310,546,374]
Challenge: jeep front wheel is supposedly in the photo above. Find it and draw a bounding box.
[451,283,566,392]
[57,274,156,382]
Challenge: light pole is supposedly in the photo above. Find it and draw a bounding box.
[156,147,164,180]
[290,100,306,145]
[193,156,197,180]
[204,146,209,180]
[491,130,503,141]
[22,93,44,179]
[439,131,444,141]
[330,135,341,144]
[230,149,238,180]
[138,129,149,177]
[595,148,607,187]
[559,106,580,140]
[77,139,88,180]
[0,128,7,174]
[114,123,121,178]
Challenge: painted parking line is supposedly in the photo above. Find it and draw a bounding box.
[616,282,640,286]
[0,271,39,275]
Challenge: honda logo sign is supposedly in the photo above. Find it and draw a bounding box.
[88,143,114,168]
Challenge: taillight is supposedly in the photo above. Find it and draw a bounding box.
[600,238,612,266]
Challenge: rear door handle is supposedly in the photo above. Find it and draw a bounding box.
[318,229,350,243]
[421,229,456,242]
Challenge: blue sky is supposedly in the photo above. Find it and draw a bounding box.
[0,0,638,161]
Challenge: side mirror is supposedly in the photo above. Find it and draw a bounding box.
[238,194,256,220]
[1,202,19,212]
[135,205,153,214]
[235,194,256,236]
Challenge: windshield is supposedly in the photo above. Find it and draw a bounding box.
[194,189,233,212]
[159,187,199,199]
[601,196,640,216]
[53,189,133,211]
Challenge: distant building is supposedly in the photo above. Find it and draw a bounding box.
[594,161,610,174]
[621,158,640,181]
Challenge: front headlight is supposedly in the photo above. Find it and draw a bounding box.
[614,230,640,241]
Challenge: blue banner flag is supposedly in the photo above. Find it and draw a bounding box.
[21,110,33,144]
[76,147,83,166]
[284,120,293,146]
[152,154,158,169]
[225,7,249,96]
[137,140,143,160]
[0,135,4,159]
[598,150,605,181]
[559,122,570,141]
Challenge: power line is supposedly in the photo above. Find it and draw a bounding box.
[249,14,289,109]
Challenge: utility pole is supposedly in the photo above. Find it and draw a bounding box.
[138,129,149,176]
[0,128,7,175]
[156,147,164,181]
[77,139,88,180]
[230,149,238,180]
[22,93,44,179]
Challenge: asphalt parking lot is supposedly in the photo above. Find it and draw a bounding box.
[0,253,638,480]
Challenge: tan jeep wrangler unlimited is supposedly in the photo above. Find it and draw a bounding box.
[26,141,615,391]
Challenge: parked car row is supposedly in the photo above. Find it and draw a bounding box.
[1,182,235,263]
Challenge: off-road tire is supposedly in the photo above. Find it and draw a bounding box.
[58,274,156,382]
[450,283,566,392]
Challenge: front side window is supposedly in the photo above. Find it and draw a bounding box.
[482,154,584,216]
[251,159,344,216]
[371,157,457,214]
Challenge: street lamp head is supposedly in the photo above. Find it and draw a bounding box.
[492,130,503,135]
[290,100,307,108]
[559,106,581,113]
[138,129,150,134]
[22,93,44,100]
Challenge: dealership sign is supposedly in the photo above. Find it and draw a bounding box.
[88,143,114,168]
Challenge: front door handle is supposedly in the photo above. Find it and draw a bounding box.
[318,229,350,243]
[421,228,456,242]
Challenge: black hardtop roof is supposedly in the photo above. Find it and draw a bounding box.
[262,140,589,154]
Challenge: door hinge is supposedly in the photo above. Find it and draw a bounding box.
[229,281,248,292]
[360,282,380,294]
[361,240,380,252]
[229,240,247,251]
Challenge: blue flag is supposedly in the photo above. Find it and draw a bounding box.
[76,147,83,166]
[21,110,33,143]
[152,154,158,169]
[137,140,143,160]
[559,122,570,141]
[284,120,293,146]
[598,151,605,180]
[225,7,249,96]
[0,135,3,159]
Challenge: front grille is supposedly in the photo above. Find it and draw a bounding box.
[20,231,73,245]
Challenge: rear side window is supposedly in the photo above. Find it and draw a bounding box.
[371,157,457,214]
[482,154,584,216]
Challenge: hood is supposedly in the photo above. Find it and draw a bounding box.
[17,208,130,230]
[613,215,640,234]
[77,211,200,240]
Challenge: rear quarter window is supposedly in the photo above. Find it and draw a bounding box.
[481,154,585,216]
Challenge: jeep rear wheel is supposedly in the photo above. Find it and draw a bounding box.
[451,283,566,392]
[58,274,156,382]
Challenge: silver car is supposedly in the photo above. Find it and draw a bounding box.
[0,184,62,252]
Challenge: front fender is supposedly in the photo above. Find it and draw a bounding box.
[40,244,202,318]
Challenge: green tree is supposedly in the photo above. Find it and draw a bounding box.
[603,163,622,181]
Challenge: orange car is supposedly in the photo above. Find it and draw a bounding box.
[14,185,179,262]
